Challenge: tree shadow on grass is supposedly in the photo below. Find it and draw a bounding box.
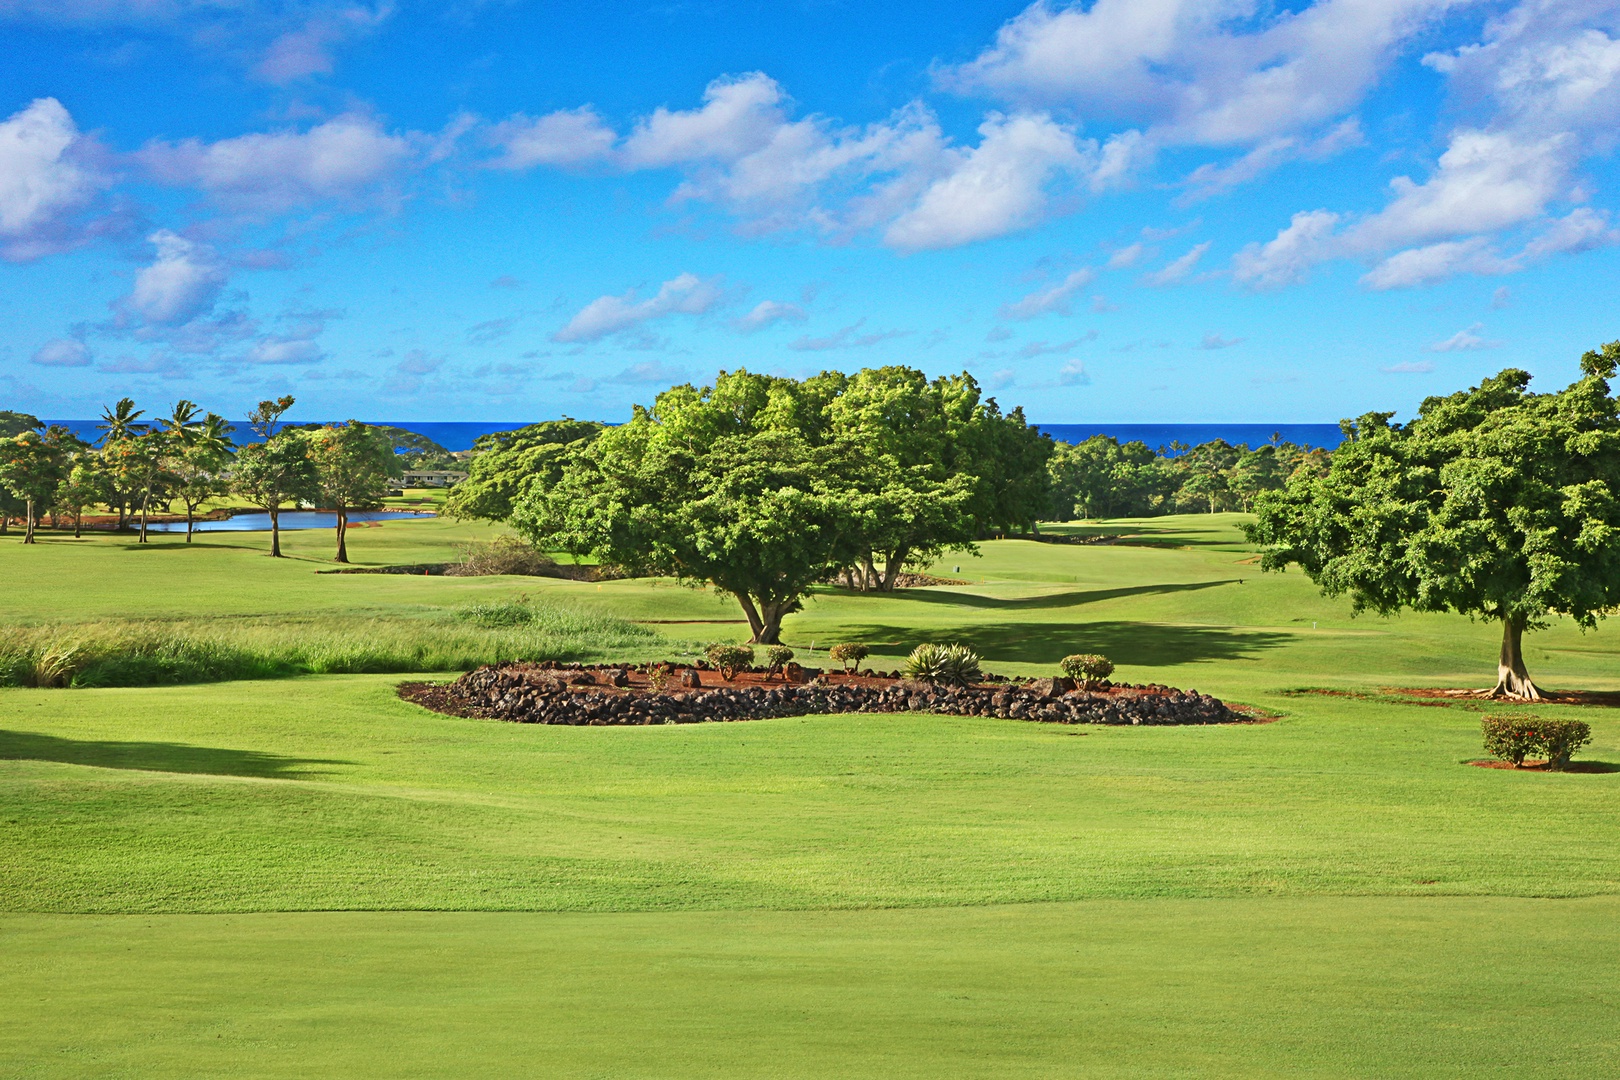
[888,580,1237,611]
[0,730,351,779]
[831,619,1294,668]
[1034,524,1248,549]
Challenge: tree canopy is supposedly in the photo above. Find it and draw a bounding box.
[509,367,1051,642]
[1248,342,1620,700]
[443,419,605,523]
[309,421,401,562]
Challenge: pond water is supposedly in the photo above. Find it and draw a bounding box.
[143,510,432,533]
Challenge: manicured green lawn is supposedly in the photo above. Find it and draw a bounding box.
[3,514,1618,1076]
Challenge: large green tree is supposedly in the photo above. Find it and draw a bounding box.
[1248,343,1620,700]
[232,430,317,558]
[309,421,400,562]
[512,374,854,644]
[443,419,604,523]
[0,429,68,543]
[165,410,235,542]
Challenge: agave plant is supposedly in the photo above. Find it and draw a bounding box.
[901,642,981,686]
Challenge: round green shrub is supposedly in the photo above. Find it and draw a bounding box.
[1060,653,1114,684]
[705,643,756,680]
[829,642,869,672]
[1483,714,1592,770]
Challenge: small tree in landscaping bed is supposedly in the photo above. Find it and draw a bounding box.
[1060,653,1114,687]
[829,643,869,672]
[764,644,794,680]
[902,643,981,686]
[706,643,755,681]
[1482,715,1592,770]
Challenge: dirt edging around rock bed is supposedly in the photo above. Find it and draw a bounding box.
[399,661,1262,727]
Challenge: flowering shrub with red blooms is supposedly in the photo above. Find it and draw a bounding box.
[1482,715,1592,770]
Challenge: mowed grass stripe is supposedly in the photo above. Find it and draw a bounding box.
[2,898,1616,1078]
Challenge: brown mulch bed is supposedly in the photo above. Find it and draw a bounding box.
[1393,687,1620,707]
[1467,759,1618,773]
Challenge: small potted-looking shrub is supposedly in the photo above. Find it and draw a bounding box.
[705,643,756,681]
[1060,653,1114,688]
[764,644,794,681]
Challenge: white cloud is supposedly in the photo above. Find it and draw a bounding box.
[487,107,617,169]
[138,113,411,212]
[1106,242,1147,268]
[884,112,1089,251]
[31,338,90,366]
[1058,358,1090,386]
[1427,322,1501,351]
[787,320,908,351]
[1141,240,1211,285]
[1000,267,1096,319]
[246,337,323,365]
[1201,333,1245,349]
[125,230,227,326]
[1383,360,1436,373]
[254,4,392,85]
[0,97,107,261]
[945,0,1458,147]
[621,73,788,168]
[553,272,723,343]
[1180,117,1363,201]
[1231,209,1342,288]
[732,300,806,332]
[1520,206,1620,259]
[1359,237,1512,289]
[1349,129,1575,250]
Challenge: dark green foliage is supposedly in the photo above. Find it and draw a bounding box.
[0,410,43,438]
[1482,715,1592,770]
[1249,342,1620,699]
[1060,653,1114,683]
[765,644,794,669]
[444,419,605,523]
[902,642,981,686]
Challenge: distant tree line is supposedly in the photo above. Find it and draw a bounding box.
[1046,435,1331,520]
[0,397,403,560]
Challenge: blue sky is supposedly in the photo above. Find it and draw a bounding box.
[0,0,1617,424]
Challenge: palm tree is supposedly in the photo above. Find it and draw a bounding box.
[156,400,203,447]
[98,398,147,443]
[97,398,146,529]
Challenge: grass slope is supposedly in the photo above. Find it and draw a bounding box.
[3,514,1619,1075]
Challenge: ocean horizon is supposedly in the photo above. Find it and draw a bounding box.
[42,420,1347,453]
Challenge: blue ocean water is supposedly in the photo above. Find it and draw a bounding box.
[44,420,1345,452]
[1035,423,1345,451]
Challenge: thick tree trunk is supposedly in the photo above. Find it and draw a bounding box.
[335,507,349,563]
[24,498,36,544]
[185,504,195,543]
[841,567,856,590]
[269,506,282,558]
[755,602,790,645]
[1489,615,1540,700]
[859,552,878,592]
[879,546,910,591]
[735,594,764,642]
[73,511,82,539]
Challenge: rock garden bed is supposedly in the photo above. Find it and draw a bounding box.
[399,661,1247,727]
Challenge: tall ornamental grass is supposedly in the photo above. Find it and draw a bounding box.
[0,600,660,689]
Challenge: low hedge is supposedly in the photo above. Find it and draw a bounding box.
[1482,715,1592,770]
